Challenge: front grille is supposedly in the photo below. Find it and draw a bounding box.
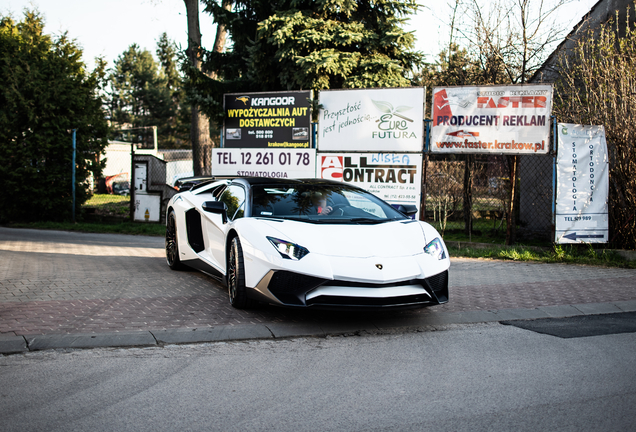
[424,270,449,303]
[306,294,434,308]
[322,279,424,289]
[425,270,448,293]
[267,271,327,306]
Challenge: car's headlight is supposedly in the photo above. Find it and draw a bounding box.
[267,237,309,260]
[424,238,446,260]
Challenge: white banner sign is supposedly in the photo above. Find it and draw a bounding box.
[317,152,422,218]
[430,84,552,154]
[555,124,609,243]
[212,148,316,179]
[318,88,425,152]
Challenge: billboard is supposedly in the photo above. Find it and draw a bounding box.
[555,124,609,243]
[223,91,311,149]
[430,84,553,154]
[212,148,316,179]
[318,88,425,152]
[317,152,422,217]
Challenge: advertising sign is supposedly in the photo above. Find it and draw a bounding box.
[212,148,316,179]
[318,88,425,152]
[430,84,552,154]
[317,152,422,217]
[555,124,609,243]
[223,91,311,149]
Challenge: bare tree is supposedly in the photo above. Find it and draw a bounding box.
[554,7,636,249]
[184,0,212,176]
[427,161,464,236]
[462,0,571,84]
[450,0,571,244]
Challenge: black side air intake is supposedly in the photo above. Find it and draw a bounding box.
[185,209,205,253]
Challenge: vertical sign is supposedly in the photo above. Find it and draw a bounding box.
[555,124,609,243]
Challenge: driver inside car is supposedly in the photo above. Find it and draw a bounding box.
[311,192,333,215]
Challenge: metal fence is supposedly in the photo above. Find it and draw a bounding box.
[82,141,186,222]
[423,153,555,243]
[80,133,558,246]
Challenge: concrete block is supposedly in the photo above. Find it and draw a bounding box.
[572,302,624,315]
[0,335,28,354]
[537,304,585,318]
[265,323,327,338]
[27,332,157,351]
[151,325,273,344]
[614,300,636,312]
[492,308,550,321]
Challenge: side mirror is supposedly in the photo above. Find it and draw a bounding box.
[396,204,418,217]
[201,201,227,223]
[203,201,228,223]
[202,201,226,213]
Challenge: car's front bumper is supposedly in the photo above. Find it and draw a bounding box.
[251,267,449,309]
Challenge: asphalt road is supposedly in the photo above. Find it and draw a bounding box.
[1,322,635,432]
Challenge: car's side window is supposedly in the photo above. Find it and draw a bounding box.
[220,185,246,221]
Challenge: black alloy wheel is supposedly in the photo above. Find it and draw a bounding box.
[166,211,184,270]
[227,236,254,309]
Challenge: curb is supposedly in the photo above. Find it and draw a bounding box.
[3,300,636,355]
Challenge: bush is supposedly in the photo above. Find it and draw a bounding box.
[0,10,108,223]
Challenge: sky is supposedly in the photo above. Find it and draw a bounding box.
[3,0,599,71]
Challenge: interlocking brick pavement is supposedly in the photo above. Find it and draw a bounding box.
[1,227,635,336]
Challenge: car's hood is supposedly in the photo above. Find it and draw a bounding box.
[255,219,427,258]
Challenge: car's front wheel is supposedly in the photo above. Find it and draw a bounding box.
[165,211,184,270]
[227,236,254,309]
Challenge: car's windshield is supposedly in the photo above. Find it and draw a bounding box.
[250,183,408,224]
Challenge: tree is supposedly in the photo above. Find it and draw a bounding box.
[184,0,213,175]
[422,0,569,244]
[156,33,191,149]
[553,7,636,249]
[192,0,423,121]
[0,10,108,223]
[107,39,189,149]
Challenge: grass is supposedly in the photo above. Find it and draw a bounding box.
[84,194,130,217]
[448,241,636,269]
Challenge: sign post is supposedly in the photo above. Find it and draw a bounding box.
[223,91,312,149]
[317,87,425,152]
[430,84,553,155]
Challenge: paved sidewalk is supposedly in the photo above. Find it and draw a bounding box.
[1,226,635,354]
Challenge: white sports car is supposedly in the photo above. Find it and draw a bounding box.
[165,178,450,309]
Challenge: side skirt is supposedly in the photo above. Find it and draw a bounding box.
[182,258,226,285]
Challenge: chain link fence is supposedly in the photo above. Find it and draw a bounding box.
[86,132,626,248]
[423,153,555,243]
[82,135,185,222]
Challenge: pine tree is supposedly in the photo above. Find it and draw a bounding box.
[194,0,423,121]
[108,39,189,149]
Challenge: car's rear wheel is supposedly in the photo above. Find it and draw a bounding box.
[228,236,254,309]
[166,211,184,270]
